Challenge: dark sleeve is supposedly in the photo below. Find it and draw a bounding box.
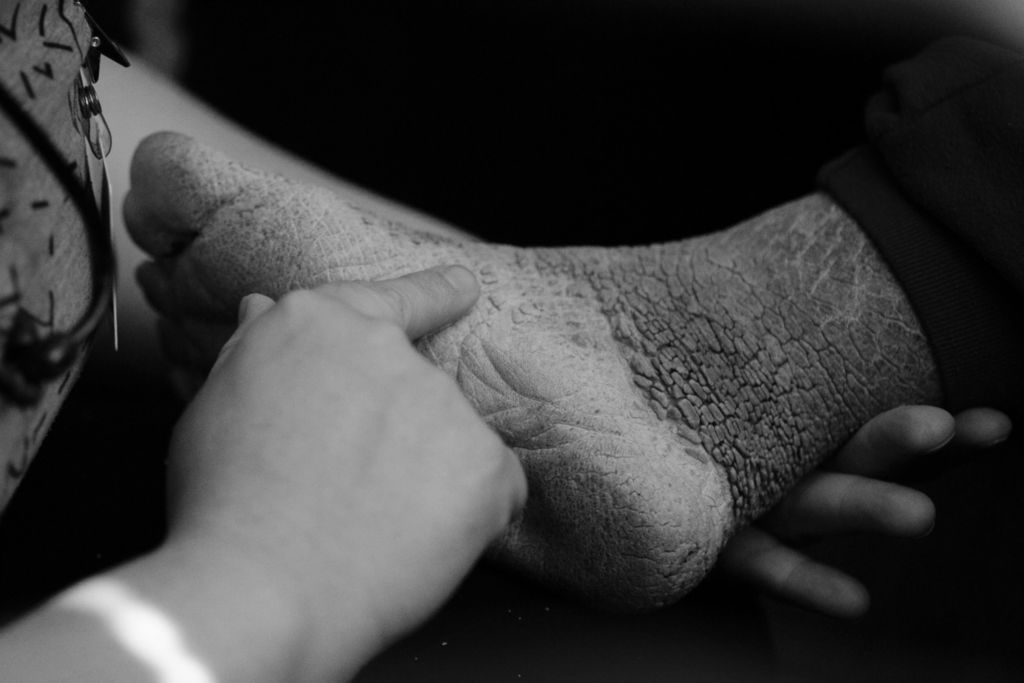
[818,37,1024,421]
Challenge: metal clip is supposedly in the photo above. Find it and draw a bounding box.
[75,1,131,82]
[68,6,128,351]
[99,159,118,351]
[74,68,112,160]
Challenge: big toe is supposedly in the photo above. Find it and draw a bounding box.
[124,131,249,258]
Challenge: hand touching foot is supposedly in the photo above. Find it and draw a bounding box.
[126,132,942,610]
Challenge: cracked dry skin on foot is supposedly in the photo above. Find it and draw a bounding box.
[129,133,942,611]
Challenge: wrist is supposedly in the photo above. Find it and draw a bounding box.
[0,536,331,683]
[105,537,313,683]
[154,520,389,682]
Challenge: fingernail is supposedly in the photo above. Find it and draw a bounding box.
[978,437,1011,451]
[238,294,255,322]
[925,429,957,454]
[441,265,478,292]
[238,293,276,324]
[238,294,271,323]
[986,415,1013,447]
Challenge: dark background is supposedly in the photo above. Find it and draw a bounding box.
[2,2,1021,680]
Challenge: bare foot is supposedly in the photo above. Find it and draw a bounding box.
[126,132,940,610]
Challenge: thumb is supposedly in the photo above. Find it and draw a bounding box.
[238,292,276,326]
[209,293,276,373]
[317,265,480,339]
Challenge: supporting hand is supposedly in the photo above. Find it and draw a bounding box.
[719,405,1011,618]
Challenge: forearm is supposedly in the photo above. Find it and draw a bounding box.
[0,539,369,683]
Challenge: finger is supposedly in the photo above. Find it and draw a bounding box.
[951,407,1012,449]
[167,366,205,402]
[157,317,201,371]
[238,293,275,325]
[473,443,530,542]
[317,266,480,339]
[157,316,235,373]
[504,445,529,522]
[764,471,935,541]
[903,407,1014,482]
[212,293,277,369]
[830,405,955,476]
[720,526,869,619]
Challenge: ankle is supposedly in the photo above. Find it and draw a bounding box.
[585,194,942,521]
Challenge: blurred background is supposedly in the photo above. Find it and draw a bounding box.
[1,1,1021,680]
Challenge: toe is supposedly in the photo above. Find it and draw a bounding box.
[136,260,177,319]
[124,132,246,258]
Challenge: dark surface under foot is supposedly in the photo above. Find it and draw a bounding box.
[2,353,1021,681]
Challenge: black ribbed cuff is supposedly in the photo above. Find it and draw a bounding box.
[819,147,1024,419]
